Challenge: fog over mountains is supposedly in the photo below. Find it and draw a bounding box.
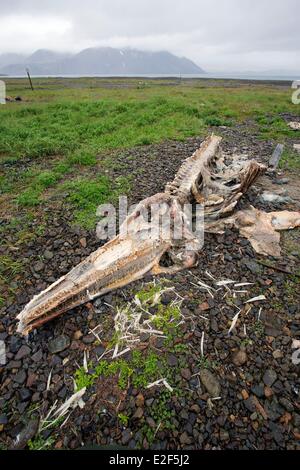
[0,48,204,76]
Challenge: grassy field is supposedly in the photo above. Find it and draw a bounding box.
[0,77,299,229]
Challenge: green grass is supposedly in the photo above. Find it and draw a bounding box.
[279,148,300,170]
[63,175,130,228]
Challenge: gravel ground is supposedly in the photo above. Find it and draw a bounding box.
[0,124,299,450]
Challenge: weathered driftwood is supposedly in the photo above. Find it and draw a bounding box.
[17,135,299,335]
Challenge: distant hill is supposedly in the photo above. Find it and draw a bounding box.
[0,48,205,76]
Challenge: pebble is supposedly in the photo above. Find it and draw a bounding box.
[181,368,192,381]
[0,415,8,425]
[263,369,277,387]
[272,350,283,359]
[232,350,247,366]
[135,394,144,407]
[279,397,294,412]
[31,350,43,362]
[33,261,45,272]
[14,370,27,384]
[167,354,178,367]
[251,384,265,398]
[44,250,54,260]
[48,335,70,354]
[133,407,144,419]
[199,302,210,312]
[18,388,32,402]
[121,429,132,445]
[199,369,221,398]
[11,420,39,449]
[82,335,95,344]
[15,345,31,360]
[180,431,192,445]
[275,178,290,185]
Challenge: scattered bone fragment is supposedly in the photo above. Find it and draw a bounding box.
[288,122,300,130]
[206,207,300,257]
[244,295,266,304]
[293,144,300,153]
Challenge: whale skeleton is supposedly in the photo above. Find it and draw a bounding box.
[17,135,299,336]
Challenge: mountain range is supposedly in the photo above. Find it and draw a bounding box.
[0,48,204,76]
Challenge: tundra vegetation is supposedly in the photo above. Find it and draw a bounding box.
[0,78,299,450]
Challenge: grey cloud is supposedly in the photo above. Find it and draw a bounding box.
[0,0,299,72]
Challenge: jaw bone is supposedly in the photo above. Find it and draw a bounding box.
[17,135,268,335]
[17,194,200,335]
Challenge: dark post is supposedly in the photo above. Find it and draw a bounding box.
[26,68,34,91]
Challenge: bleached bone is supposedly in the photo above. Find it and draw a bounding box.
[165,135,265,221]
[17,193,200,335]
[206,207,300,257]
[18,134,291,336]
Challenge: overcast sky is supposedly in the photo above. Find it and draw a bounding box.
[0,0,299,72]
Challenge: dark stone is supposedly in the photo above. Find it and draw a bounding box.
[0,414,8,425]
[279,397,294,412]
[7,360,21,369]
[94,345,105,356]
[18,388,32,402]
[293,413,300,428]
[263,369,277,387]
[33,261,45,272]
[14,370,27,384]
[31,350,43,362]
[15,345,31,360]
[275,178,289,185]
[244,396,256,413]
[121,429,132,445]
[244,260,261,275]
[82,335,95,345]
[58,386,68,399]
[251,383,265,398]
[9,336,21,354]
[48,335,70,353]
[44,250,54,260]
[11,420,39,449]
[167,354,178,367]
